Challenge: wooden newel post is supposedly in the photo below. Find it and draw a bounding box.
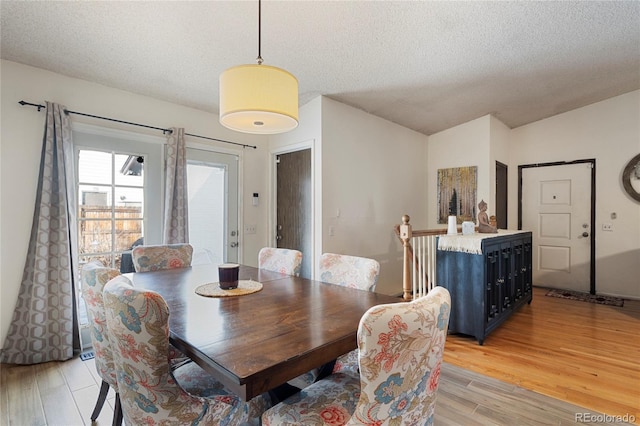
[399,214,412,300]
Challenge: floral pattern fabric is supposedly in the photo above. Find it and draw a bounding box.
[103,275,271,425]
[332,349,360,376]
[81,260,122,391]
[319,253,380,292]
[287,368,321,390]
[258,247,303,277]
[131,243,193,272]
[262,286,451,426]
[320,253,382,377]
[290,253,381,389]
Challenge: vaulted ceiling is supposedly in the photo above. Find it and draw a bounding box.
[2,1,639,135]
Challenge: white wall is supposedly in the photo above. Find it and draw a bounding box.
[3,59,637,351]
[509,90,640,299]
[427,92,639,299]
[427,115,492,228]
[320,97,428,296]
[270,96,428,295]
[0,60,271,345]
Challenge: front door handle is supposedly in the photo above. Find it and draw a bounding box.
[582,232,589,238]
[230,242,238,248]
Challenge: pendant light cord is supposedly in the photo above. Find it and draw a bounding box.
[256,0,263,65]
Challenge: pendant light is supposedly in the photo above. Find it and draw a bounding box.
[219,0,298,134]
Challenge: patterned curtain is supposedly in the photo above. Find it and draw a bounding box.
[163,127,189,243]
[1,102,80,364]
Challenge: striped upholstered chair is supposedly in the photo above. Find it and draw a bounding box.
[131,243,193,272]
[262,287,451,426]
[103,275,272,425]
[258,247,303,276]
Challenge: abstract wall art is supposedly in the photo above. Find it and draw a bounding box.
[437,166,477,224]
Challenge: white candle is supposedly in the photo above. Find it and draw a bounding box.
[447,216,458,235]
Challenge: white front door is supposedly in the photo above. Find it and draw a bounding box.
[522,162,592,292]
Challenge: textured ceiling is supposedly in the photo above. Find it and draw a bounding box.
[2,1,639,135]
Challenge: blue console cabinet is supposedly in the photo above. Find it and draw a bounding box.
[436,231,533,345]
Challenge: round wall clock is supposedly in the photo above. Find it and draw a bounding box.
[622,153,640,203]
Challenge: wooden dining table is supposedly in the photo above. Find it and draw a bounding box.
[127,263,399,401]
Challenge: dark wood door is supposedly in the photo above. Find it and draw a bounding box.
[496,161,508,229]
[276,149,312,278]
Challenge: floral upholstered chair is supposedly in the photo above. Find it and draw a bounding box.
[288,253,381,389]
[81,259,192,425]
[103,275,272,426]
[131,243,194,363]
[319,252,380,292]
[131,243,193,272]
[321,253,381,376]
[258,247,303,276]
[81,260,122,424]
[262,286,451,426]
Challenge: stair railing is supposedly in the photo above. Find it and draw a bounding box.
[395,215,474,300]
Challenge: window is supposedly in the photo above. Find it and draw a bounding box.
[186,148,239,264]
[77,150,145,269]
[187,162,225,264]
[73,125,162,350]
[72,125,240,349]
[73,127,163,268]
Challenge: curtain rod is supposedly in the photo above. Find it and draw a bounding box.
[18,100,258,150]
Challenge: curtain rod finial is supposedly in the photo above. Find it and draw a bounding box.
[18,100,45,111]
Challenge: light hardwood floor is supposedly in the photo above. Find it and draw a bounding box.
[1,286,638,425]
[443,286,640,423]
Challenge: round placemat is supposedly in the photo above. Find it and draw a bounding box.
[195,280,263,298]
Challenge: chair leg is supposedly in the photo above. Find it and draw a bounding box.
[112,393,123,426]
[90,380,110,421]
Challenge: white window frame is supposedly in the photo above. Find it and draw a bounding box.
[72,123,165,248]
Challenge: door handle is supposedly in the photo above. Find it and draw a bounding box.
[230,242,238,248]
[582,232,589,238]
